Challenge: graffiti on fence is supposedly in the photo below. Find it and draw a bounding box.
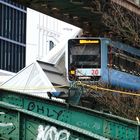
[37,125,79,140]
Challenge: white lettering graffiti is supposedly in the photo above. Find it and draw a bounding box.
[37,125,78,140]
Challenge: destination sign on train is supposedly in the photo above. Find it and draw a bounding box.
[79,40,99,44]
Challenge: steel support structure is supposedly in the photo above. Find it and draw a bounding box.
[0,89,139,140]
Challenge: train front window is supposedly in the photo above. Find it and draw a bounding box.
[68,39,101,69]
[68,39,101,81]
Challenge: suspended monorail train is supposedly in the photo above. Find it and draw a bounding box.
[66,38,140,90]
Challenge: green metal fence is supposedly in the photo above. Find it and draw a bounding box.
[0,102,107,140]
[0,89,139,140]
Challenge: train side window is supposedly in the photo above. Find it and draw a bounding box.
[119,57,126,72]
[131,61,136,74]
[136,63,140,75]
[126,59,130,72]
[114,54,120,69]
[107,45,140,76]
[108,44,140,76]
[129,61,135,74]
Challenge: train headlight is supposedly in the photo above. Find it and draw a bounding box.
[70,70,75,75]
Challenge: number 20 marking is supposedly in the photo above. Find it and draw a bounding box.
[92,69,99,76]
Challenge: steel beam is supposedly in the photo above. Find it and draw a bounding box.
[111,0,140,15]
[0,89,139,140]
